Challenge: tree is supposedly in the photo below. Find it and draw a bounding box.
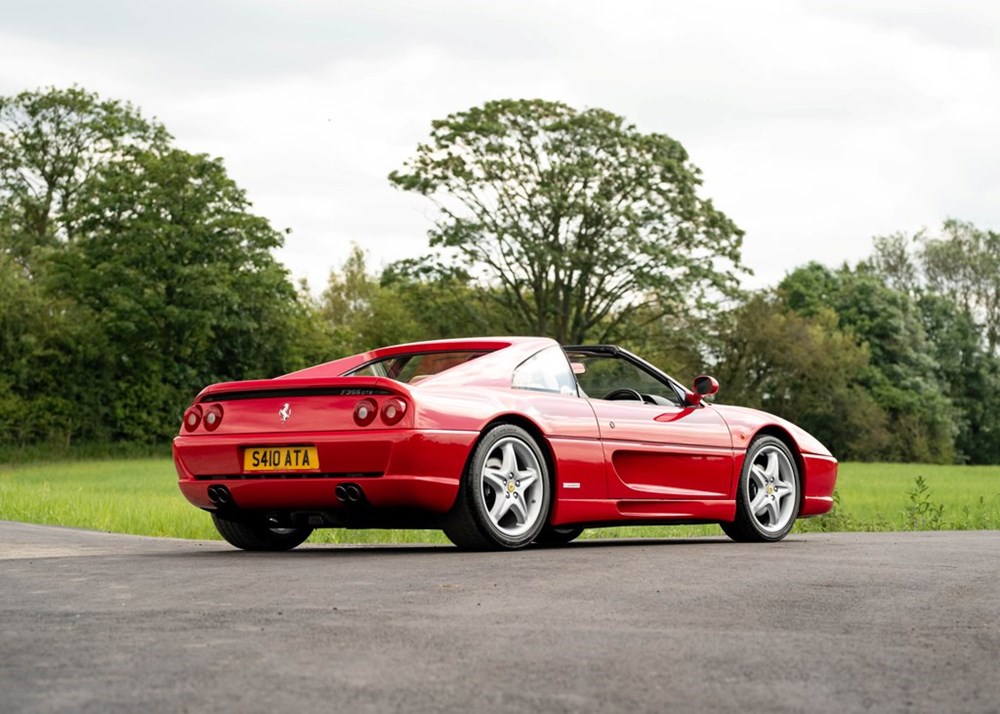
[871,221,1000,354]
[0,86,168,269]
[869,231,919,295]
[43,146,319,441]
[320,245,419,353]
[779,263,956,463]
[868,227,1000,463]
[0,86,331,447]
[916,292,1000,464]
[389,99,746,344]
[0,253,96,445]
[321,245,508,353]
[920,220,1000,354]
[712,293,888,461]
[380,258,509,340]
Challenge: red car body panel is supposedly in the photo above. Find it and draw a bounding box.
[173,336,837,531]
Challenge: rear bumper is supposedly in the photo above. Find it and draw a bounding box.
[173,428,477,514]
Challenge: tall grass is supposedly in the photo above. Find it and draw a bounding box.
[0,441,171,465]
[0,458,449,543]
[0,459,212,539]
[796,462,1000,533]
[1,459,998,543]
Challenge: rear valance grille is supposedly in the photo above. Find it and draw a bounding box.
[200,387,393,402]
[195,472,384,481]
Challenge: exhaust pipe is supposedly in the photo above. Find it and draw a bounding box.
[335,483,365,504]
[207,485,232,506]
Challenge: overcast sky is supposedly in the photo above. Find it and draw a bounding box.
[2,0,997,292]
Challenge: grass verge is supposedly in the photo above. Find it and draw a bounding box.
[1,459,998,544]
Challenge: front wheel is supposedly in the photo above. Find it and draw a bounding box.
[443,424,551,550]
[721,436,800,542]
[211,513,313,551]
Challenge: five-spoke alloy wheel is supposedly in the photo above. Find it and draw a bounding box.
[443,424,551,550]
[721,436,800,542]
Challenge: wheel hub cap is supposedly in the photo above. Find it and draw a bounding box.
[481,437,544,537]
[747,446,797,534]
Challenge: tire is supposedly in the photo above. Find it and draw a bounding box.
[211,513,313,551]
[721,436,800,543]
[535,525,584,546]
[442,424,552,550]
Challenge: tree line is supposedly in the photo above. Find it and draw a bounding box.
[2,88,998,463]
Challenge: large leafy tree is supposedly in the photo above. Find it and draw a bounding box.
[0,87,322,446]
[320,245,420,354]
[873,222,1000,353]
[870,227,1000,463]
[47,147,319,441]
[920,220,1000,354]
[0,86,170,445]
[0,86,168,268]
[779,263,956,463]
[916,292,1000,464]
[389,99,746,344]
[320,245,507,354]
[0,252,98,446]
[712,294,888,461]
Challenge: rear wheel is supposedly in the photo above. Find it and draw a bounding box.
[721,436,800,543]
[443,424,551,550]
[211,513,313,551]
[535,525,584,546]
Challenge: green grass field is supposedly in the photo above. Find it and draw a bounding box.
[1,459,998,544]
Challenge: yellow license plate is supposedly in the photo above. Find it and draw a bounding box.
[243,446,320,472]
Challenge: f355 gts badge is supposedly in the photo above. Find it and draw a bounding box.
[278,403,291,424]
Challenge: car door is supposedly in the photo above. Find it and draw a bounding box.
[567,348,735,500]
[587,399,734,499]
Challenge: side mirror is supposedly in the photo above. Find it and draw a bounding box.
[688,375,719,406]
[570,362,586,375]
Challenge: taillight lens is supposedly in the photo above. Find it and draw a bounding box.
[353,398,378,426]
[381,397,407,426]
[203,404,224,431]
[183,405,202,432]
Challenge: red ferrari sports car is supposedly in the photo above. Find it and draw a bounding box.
[174,337,837,551]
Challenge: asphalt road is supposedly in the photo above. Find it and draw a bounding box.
[1,522,998,714]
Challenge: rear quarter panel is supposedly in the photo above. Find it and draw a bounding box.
[412,385,607,502]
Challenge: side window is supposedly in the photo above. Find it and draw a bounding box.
[570,353,682,405]
[512,347,579,396]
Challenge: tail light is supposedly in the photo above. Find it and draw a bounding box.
[353,398,378,426]
[381,397,407,426]
[183,405,202,432]
[204,404,224,431]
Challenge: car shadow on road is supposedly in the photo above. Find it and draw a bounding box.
[154,536,741,558]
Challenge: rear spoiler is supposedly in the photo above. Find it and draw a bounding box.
[195,377,411,403]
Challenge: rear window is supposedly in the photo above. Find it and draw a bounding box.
[347,351,488,384]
